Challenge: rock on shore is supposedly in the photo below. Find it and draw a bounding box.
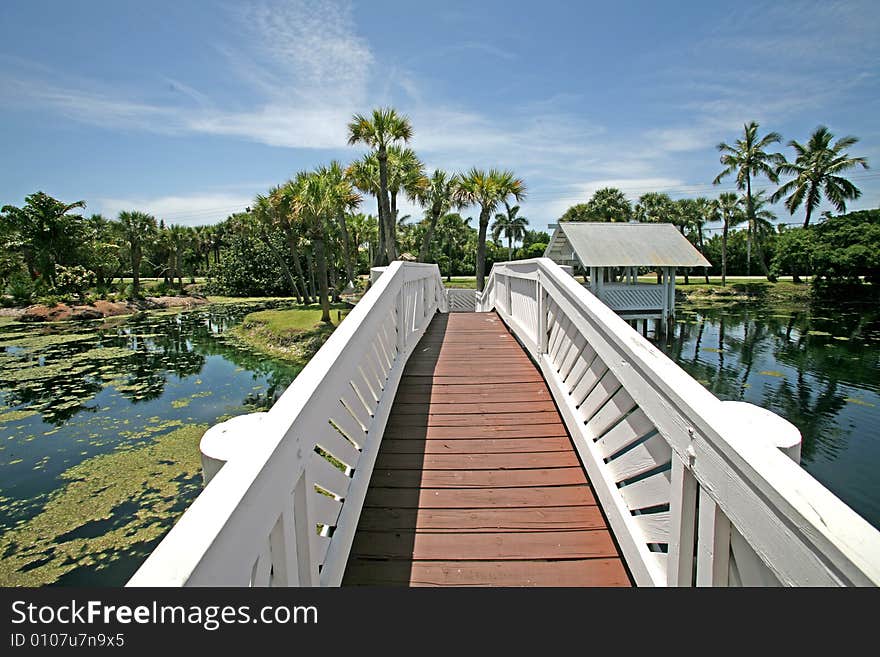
[12,296,209,322]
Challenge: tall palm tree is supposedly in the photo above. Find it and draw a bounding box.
[715,192,745,286]
[345,155,384,266]
[319,160,362,286]
[672,198,700,283]
[694,197,716,284]
[118,210,157,298]
[386,146,427,230]
[713,121,784,277]
[491,203,529,260]
[455,168,527,292]
[251,194,302,301]
[289,170,335,323]
[416,169,461,262]
[165,224,190,290]
[771,125,869,227]
[347,108,414,265]
[269,185,313,303]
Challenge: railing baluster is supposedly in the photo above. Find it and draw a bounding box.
[667,456,698,586]
[696,487,731,586]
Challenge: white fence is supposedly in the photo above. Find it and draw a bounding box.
[478,258,880,586]
[128,262,447,587]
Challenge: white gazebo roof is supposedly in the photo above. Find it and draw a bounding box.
[545,222,711,268]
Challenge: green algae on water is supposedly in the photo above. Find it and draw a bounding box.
[0,424,207,586]
[0,408,39,424]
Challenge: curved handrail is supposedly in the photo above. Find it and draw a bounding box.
[128,262,446,586]
[480,258,880,586]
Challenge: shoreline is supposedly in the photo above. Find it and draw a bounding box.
[0,295,211,322]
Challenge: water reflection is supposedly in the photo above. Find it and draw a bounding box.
[0,302,303,585]
[658,299,880,529]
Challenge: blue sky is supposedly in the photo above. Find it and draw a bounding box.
[1,0,878,234]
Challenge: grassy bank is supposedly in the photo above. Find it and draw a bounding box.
[228,304,350,363]
[674,280,813,304]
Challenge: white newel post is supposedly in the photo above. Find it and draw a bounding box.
[199,412,269,485]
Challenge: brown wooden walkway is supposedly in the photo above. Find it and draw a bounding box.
[343,312,631,586]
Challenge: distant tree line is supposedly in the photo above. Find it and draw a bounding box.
[559,123,871,285]
[1,107,536,315]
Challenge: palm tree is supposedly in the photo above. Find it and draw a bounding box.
[584,187,633,222]
[694,197,716,284]
[672,198,700,283]
[416,170,461,262]
[269,185,313,303]
[1,192,87,285]
[386,146,427,230]
[713,121,784,277]
[251,194,302,301]
[347,108,414,265]
[634,192,675,223]
[320,161,362,286]
[165,224,190,290]
[455,168,527,292]
[772,126,869,227]
[289,170,335,323]
[491,203,529,260]
[345,155,384,267]
[715,193,745,286]
[118,210,157,297]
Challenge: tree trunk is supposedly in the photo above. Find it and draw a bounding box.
[752,230,772,278]
[377,148,396,263]
[418,206,441,263]
[284,229,312,304]
[374,196,386,268]
[476,208,490,292]
[389,191,399,258]
[132,244,141,298]
[314,237,332,323]
[746,176,753,276]
[261,230,301,301]
[508,236,513,261]
[337,211,355,286]
[803,184,818,228]
[721,219,728,286]
[698,224,709,283]
[306,248,317,302]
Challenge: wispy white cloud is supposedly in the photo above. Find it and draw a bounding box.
[97,192,255,225]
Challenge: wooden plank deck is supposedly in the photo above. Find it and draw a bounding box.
[342,312,632,587]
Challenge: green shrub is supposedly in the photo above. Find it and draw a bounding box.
[6,274,34,305]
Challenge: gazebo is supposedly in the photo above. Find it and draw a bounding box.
[544,222,710,334]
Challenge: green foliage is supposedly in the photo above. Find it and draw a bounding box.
[206,233,293,297]
[810,209,880,283]
[771,227,816,279]
[5,273,34,305]
[634,192,675,223]
[559,203,590,222]
[54,265,96,299]
[1,191,88,285]
[584,187,633,222]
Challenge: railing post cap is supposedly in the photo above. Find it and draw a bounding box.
[200,412,269,484]
[720,400,802,462]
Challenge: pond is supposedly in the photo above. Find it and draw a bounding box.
[0,301,303,586]
[657,297,880,532]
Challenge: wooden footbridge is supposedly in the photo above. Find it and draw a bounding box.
[129,260,880,587]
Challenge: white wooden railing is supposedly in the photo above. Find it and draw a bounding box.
[479,258,880,586]
[128,262,447,587]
